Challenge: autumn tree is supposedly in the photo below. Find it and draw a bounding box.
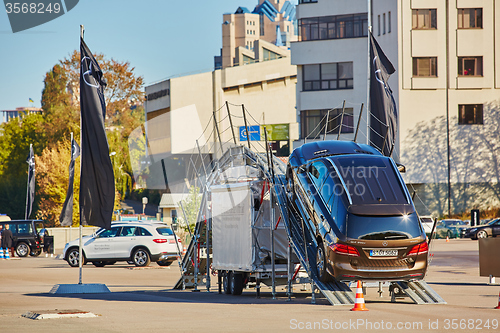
[35,139,80,226]
[41,64,79,146]
[39,50,145,201]
[60,50,144,129]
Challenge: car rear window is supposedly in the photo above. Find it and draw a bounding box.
[334,156,408,205]
[347,214,422,240]
[156,227,174,236]
[135,227,152,236]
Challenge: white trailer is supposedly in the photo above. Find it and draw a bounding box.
[211,181,292,295]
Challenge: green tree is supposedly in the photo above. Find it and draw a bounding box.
[0,113,46,219]
[179,186,202,232]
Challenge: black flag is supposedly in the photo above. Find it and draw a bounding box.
[369,32,398,156]
[25,144,35,220]
[59,137,81,226]
[79,37,115,229]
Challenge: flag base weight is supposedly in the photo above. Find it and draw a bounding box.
[50,283,110,294]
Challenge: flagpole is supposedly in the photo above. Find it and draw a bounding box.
[25,143,32,219]
[79,24,84,285]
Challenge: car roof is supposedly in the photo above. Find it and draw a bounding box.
[0,219,44,223]
[289,141,382,166]
[110,221,170,228]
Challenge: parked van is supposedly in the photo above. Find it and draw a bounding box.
[286,141,428,282]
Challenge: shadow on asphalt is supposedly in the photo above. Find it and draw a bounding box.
[429,281,492,286]
[25,289,338,306]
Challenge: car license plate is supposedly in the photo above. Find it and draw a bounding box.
[370,249,398,257]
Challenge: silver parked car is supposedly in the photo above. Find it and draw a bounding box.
[63,222,182,267]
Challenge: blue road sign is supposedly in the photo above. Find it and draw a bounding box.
[239,125,261,141]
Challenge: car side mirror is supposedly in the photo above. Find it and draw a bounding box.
[397,163,406,173]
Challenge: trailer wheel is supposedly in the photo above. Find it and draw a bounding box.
[230,273,244,295]
[223,271,232,294]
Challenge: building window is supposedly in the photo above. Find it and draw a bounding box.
[383,13,386,34]
[302,62,353,91]
[300,108,354,139]
[458,8,482,29]
[263,48,280,61]
[458,56,483,76]
[412,9,437,29]
[378,15,381,36]
[388,11,391,33]
[299,13,368,41]
[458,104,483,125]
[412,57,437,77]
[260,14,265,36]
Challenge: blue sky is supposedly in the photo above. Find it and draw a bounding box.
[0,0,259,110]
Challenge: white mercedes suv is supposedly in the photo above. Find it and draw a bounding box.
[63,222,182,267]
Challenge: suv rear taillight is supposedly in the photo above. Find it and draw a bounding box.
[329,243,360,257]
[153,239,168,243]
[408,242,428,256]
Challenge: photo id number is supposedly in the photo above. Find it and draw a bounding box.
[5,2,61,14]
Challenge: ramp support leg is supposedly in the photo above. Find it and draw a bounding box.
[218,270,222,294]
[256,279,261,299]
[193,236,199,292]
[311,281,316,304]
[286,243,293,302]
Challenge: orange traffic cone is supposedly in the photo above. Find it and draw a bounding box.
[495,292,500,309]
[446,236,450,242]
[351,280,369,311]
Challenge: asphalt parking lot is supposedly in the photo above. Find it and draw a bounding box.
[0,239,499,332]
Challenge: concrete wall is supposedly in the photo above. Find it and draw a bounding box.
[46,227,100,251]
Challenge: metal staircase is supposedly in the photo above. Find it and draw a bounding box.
[273,178,355,305]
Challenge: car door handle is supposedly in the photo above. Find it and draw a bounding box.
[307,190,311,196]
[320,215,325,221]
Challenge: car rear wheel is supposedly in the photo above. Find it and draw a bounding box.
[316,242,330,282]
[30,249,42,257]
[16,242,30,257]
[132,248,150,267]
[477,230,488,239]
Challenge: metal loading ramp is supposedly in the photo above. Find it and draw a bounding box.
[391,281,446,304]
[274,181,355,306]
